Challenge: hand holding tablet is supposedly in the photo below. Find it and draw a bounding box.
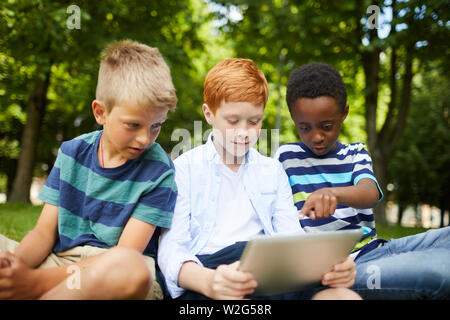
[239,229,363,295]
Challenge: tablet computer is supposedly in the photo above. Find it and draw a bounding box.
[239,229,363,295]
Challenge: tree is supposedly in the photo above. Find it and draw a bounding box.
[0,0,205,202]
[1,1,61,202]
[213,0,449,225]
[364,0,449,225]
[388,63,450,227]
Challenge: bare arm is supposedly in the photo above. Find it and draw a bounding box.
[0,202,74,298]
[0,211,156,299]
[178,261,257,300]
[118,217,156,252]
[178,261,215,297]
[300,178,380,219]
[14,203,59,268]
[332,178,380,209]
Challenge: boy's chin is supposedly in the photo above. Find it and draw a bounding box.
[311,148,327,156]
[308,144,336,156]
[222,145,251,161]
[124,145,149,160]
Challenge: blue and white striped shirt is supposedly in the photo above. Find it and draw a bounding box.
[274,142,384,258]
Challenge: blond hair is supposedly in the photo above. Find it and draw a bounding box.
[203,58,268,114]
[96,40,177,111]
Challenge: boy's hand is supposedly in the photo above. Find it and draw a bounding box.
[321,257,356,288]
[207,261,258,300]
[0,252,13,268]
[299,188,337,220]
[0,251,41,299]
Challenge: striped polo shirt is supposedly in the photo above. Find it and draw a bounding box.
[39,130,177,258]
[275,142,384,258]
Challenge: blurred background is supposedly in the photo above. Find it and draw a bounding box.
[0,0,449,234]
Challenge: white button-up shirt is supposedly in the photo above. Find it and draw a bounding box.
[158,135,304,298]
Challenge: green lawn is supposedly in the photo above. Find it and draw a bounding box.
[376,224,428,240]
[0,202,42,241]
[0,202,431,242]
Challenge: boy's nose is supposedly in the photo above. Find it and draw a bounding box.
[235,128,249,140]
[136,128,151,146]
[312,131,325,143]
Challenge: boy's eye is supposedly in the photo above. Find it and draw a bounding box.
[126,123,139,128]
[322,124,333,131]
[248,119,260,125]
[151,123,162,129]
[228,119,238,125]
[298,126,310,132]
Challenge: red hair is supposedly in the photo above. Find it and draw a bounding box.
[203,58,268,114]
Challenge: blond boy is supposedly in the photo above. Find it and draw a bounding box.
[0,40,177,299]
[158,58,360,300]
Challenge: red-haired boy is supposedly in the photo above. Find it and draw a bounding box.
[158,58,361,300]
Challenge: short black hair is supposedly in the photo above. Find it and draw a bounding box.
[286,62,347,113]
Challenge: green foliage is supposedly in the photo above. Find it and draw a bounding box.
[388,63,450,207]
[0,0,448,212]
[0,104,23,159]
[212,0,449,213]
[210,0,372,149]
[0,0,208,181]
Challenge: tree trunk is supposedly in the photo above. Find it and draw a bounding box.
[371,151,388,226]
[397,202,405,226]
[386,47,414,158]
[275,50,286,131]
[9,69,51,203]
[415,203,422,227]
[361,27,386,226]
[439,194,448,228]
[5,158,17,200]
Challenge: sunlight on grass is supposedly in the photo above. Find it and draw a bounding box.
[376,224,429,240]
[0,202,42,241]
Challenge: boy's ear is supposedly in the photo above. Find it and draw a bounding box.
[92,100,107,125]
[341,104,349,122]
[202,103,214,125]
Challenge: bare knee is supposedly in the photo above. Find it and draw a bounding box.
[87,247,151,299]
[312,287,362,300]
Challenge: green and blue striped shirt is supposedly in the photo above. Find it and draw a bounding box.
[39,130,177,258]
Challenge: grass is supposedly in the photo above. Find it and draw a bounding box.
[0,202,433,242]
[376,224,429,240]
[0,202,42,241]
